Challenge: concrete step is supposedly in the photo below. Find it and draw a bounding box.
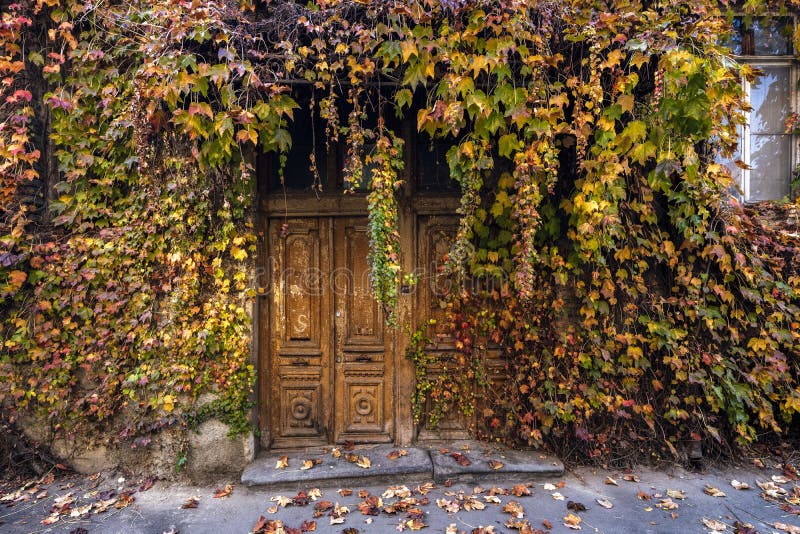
[241,441,563,490]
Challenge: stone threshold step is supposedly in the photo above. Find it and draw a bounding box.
[241,442,563,490]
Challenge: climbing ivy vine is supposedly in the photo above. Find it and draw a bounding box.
[1,0,799,459]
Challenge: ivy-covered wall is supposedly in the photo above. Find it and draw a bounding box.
[1,0,800,470]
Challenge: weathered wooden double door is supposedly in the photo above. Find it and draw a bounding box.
[266,216,394,448]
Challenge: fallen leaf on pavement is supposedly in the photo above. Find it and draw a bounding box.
[275,456,289,469]
[140,477,156,492]
[181,496,200,509]
[502,500,524,518]
[656,498,678,511]
[596,498,613,509]
[213,484,233,498]
[604,476,618,486]
[488,460,504,470]
[339,488,353,497]
[329,503,350,525]
[300,519,316,532]
[543,483,556,491]
[308,488,322,500]
[773,475,791,484]
[622,474,640,482]
[446,525,458,534]
[387,449,408,461]
[382,486,411,499]
[356,456,371,469]
[270,495,293,507]
[300,460,315,470]
[733,520,758,534]
[484,495,501,504]
[115,491,135,509]
[451,452,471,466]
[637,490,651,501]
[666,489,686,500]
[731,479,750,490]
[773,522,800,534]
[266,505,278,513]
[511,484,531,497]
[94,497,118,513]
[406,518,427,530]
[704,484,726,497]
[567,500,587,512]
[40,512,60,525]
[552,492,565,501]
[702,517,727,531]
[563,513,582,530]
[416,482,436,495]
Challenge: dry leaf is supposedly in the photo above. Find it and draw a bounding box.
[339,488,353,497]
[40,513,60,525]
[774,475,791,484]
[270,495,292,507]
[552,492,565,501]
[622,474,640,483]
[567,500,587,512]
[702,517,727,531]
[731,479,750,490]
[488,460,504,470]
[451,452,471,466]
[446,525,458,534]
[416,482,435,495]
[266,505,278,514]
[301,459,315,470]
[704,484,726,497]
[666,489,686,500]
[69,504,93,518]
[406,518,427,530]
[656,498,678,511]
[604,476,618,486]
[214,484,233,498]
[387,449,408,461]
[94,498,118,513]
[543,483,556,491]
[511,484,531,497]
[596,498,613,509]
[275,456,289,469]
[502,500,524,518]
[331,448,341,459]
[356,456,371,469]
[115,492,135,509]
[563,513,582,530]
[308,488,322,500]
[484,495,501,504]
[774,521,800,534]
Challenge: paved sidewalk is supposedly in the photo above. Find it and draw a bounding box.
[3,457,800,533]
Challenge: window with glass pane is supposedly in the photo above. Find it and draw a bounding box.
[723,16,795,202]
[747,65,792,200]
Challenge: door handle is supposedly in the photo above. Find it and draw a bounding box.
[354,355,373,363]
[291,359,309,366]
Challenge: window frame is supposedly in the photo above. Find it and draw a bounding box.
[730,15,798,202]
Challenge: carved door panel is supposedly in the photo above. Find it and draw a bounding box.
[267,216,393,448]
[268,218,332,448]
[332,218,393,443]
[415,215,471,439]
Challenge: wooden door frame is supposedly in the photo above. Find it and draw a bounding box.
[255,192,460,450]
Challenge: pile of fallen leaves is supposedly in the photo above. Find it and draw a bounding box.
[1,471,155,529]
[0,414,61,481]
